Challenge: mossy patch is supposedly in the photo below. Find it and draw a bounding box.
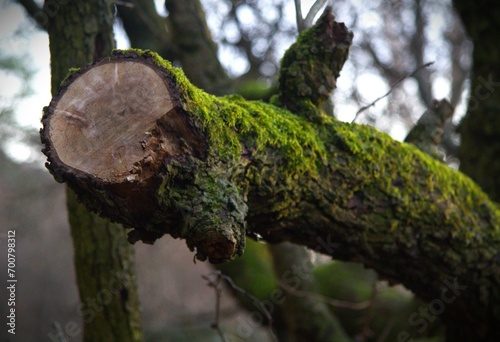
[60,67,81,87]
[116,49,328,179]
[326,119,500,247]
[116,49,500,238]
[275,10,352,122]
[61,48,500,252]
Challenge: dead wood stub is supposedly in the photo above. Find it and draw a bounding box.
[41,53,207,232]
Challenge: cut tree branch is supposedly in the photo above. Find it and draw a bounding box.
[40,9,500,339]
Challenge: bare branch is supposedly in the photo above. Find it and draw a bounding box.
[410,0,433,107]
[205,271,278,342]
[359,41,404,83]
[202,274,227,342]
[375,318,396,342]
[352,61,434,123]
[304,0,328,30]
[276,279,373,310]
[294,0,304,31]
[15,0,45,30]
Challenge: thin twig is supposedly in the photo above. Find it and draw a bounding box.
[277,279,373,310]
[294,0,304,31]
[360,281,378,340]
[204,271,278,342]
[202,274,227,342]
[304,0,328,29]
[352,61,434,123]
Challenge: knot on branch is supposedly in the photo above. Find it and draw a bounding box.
[404,98,454,160]
[162,163,247,263]
[274,7,353,122]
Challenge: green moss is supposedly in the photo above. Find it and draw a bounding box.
[325,119,500,248]
[275,11,352,122]
[60,66,81,87]
[278,110,500,268]
[81,49,500,257]
[115,49,328,179]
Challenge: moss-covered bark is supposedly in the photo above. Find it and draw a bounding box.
[263,12,352,340]
[45,1,143,341]
[41,7,500,341]
[43,46,500,340]
[117,3,348,338]
[273,11,352,122]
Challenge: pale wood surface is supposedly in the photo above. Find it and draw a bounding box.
[49,61,173,180]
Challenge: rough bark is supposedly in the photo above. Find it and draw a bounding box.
[67,189,143,341]
[40,9,500,340]
[44,1,143,341]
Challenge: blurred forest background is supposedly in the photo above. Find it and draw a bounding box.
[0,0,471,341]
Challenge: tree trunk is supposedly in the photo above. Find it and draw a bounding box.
[41,9,500,341]
[455,1,500,201]
[451,1,500,340]
[164,0,233,95]
[45,1,143,340]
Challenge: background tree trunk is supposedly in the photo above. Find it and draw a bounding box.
[45,1,143,340]
[455,1,500,200]
[452,1,500,340]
